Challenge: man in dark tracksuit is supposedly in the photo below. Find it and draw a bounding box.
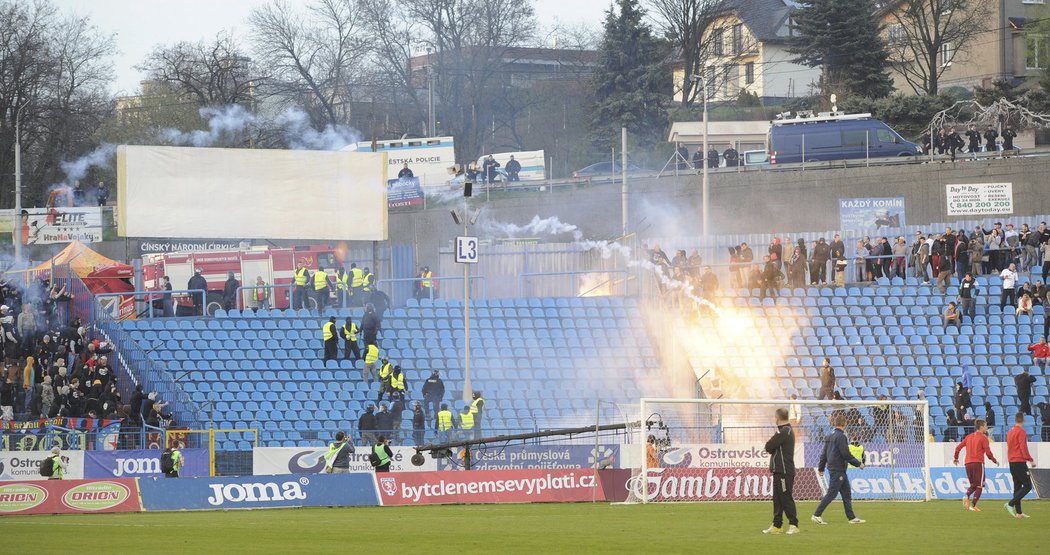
[763,408,798,534]
[812,414,866,524]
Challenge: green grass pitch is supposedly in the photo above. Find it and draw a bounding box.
[3,500,1044,553]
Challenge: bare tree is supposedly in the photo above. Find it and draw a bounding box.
[645,0,730,106]
[883,0,992,95]
[249,0,370,128]
[139,32,262,107]
[0,0,115,207]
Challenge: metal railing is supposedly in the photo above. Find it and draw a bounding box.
[517,269,631,298]
[377,275,488,306]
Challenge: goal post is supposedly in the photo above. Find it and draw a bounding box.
[628,398,931,503]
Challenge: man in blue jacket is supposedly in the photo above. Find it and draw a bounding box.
[812,414,866,524]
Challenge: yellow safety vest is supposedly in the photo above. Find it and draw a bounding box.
[421,271,432,288]
[378,362,392,382]
[362,272,373,292]
[342,323,357,341]
[470,396,483,414]
[314,270,329,291]
[460,411,474,429]
[254,287,269,301]
[390,373,405,391]
[294,267,309,286]
[336,271,349,291]
[849,444,865,468]
[364,345,379,364]
[437,410,454,431]
[322,322,336,341]
[350,268,364,287]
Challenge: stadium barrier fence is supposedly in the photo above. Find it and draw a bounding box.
[167,428,258,477]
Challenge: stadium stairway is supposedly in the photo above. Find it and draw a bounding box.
[119,296,668,449]
[682,275,1049,439]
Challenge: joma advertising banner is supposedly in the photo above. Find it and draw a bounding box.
[436,444,619,471]
[253,446,434,474]
[84,448,209,479]
[0,479,141,515]
[137,473,379,511]
[626,467,823,502]
[378,469,605,506]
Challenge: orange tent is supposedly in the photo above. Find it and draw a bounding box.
[22,241,136,319]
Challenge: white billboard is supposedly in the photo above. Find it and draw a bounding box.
[20,207,103,244]
[945,183,1014,216]
[347,136,455,188]
[117,145,388,241]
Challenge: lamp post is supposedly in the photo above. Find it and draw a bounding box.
[452,186,480,404]
[11,99,29,262]
[691,75,709,237]
[426,48,436,136]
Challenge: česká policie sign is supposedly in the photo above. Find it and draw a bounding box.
[945,183,1013,216]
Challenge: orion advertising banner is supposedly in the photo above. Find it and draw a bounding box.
[804,442,924,468]
[19,207,103,245]
[378,469,605,506]
[626,467,823,502]
[929,466,1024,500]
[0,450,84,481]
[838,197,905,231]
[387,176,424,209]
[436,444,619,471]
[253,446,433,475]
[660,443,803,469]
[84,448,209,479]
[138,473,379,511]
[0,479,141,515]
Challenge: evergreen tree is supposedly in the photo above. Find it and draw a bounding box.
[789,0,894,100]
[590,0,671,149]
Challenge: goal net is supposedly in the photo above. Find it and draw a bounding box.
[626,398,930,503]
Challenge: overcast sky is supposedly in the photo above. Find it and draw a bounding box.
[59,0,612,96]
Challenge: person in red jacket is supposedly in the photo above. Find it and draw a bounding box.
[1005,412,1035,519]
[1028,337,1049,370]
[953,418,999,511]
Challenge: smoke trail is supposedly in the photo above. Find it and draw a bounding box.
[59,144,117,184]
[159,105,257,147]
[481,216,584,241]
[578,238,717,311]
[274,108,361,151]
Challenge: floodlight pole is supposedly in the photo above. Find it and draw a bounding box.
[691,75,710,237]
[12,99,28,262]
[462,194,472,404]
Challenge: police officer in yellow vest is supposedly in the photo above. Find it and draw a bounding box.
[470,391,485,439]
[253,276,270,311]
[334,266,350,308]
[415,266,434,301]
[322,316,338,361]
[292,260,310,310]
[313,266,330,311]
[376,358,393,403]
[363,344,379,385]
[389,365,407,400]
[848,440,865,468]
[436,403,455,444]
[349,262,364,306]
[459,402,475,440]
[361,267,374,304]
[342,318,360,361]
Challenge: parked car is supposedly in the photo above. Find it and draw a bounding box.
[768,113,922,165]
[572,161,645,178]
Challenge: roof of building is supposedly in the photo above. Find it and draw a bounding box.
[730,0,797,43]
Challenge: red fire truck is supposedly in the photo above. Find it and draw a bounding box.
[142,245,341,314]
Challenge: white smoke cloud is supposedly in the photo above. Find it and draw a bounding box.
[59,144,117,184]
[157,105,361,151]
[159,105,257,147]
[274,108,361,151]
[482,215,584,241]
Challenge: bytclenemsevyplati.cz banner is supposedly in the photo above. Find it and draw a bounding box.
[18,207,103,244]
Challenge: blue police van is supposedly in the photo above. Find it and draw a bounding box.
[768,113,922,165]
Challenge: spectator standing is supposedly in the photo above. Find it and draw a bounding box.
[1028,337,1049,370]
[1015,368,1036,416]
[1042,240,1050,282]
[812,238,831,284]
[421,370,445,421]
[916,237,931,284]
[1000,263,1018,310]
[1005,224,1020,266]
[95,182,109,206]
[937,253,953,294]
[954,232,969,280]
[969,238,983,278]
[891,237,909,278]
[221,272,239,311]
[361,304,381,348]
[375,403,393,437]
[1021,224,1040,272]
[505,155,521,181]
[760,255,781,301]
[965,124,981,156]
[987,229,1006,273]
[358,404,377,445]
[768,238,783,270]
[984,402,996,431]
[412,402,426,445]
[187,269,207,316]
[958,273,978,321]
[817,358,836,400]
[398,163,414,179]
[700,267,719,304]
[324,431,355,474]
[787,247,805,289]
[830,234,845,282]
[0,378,14,421]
